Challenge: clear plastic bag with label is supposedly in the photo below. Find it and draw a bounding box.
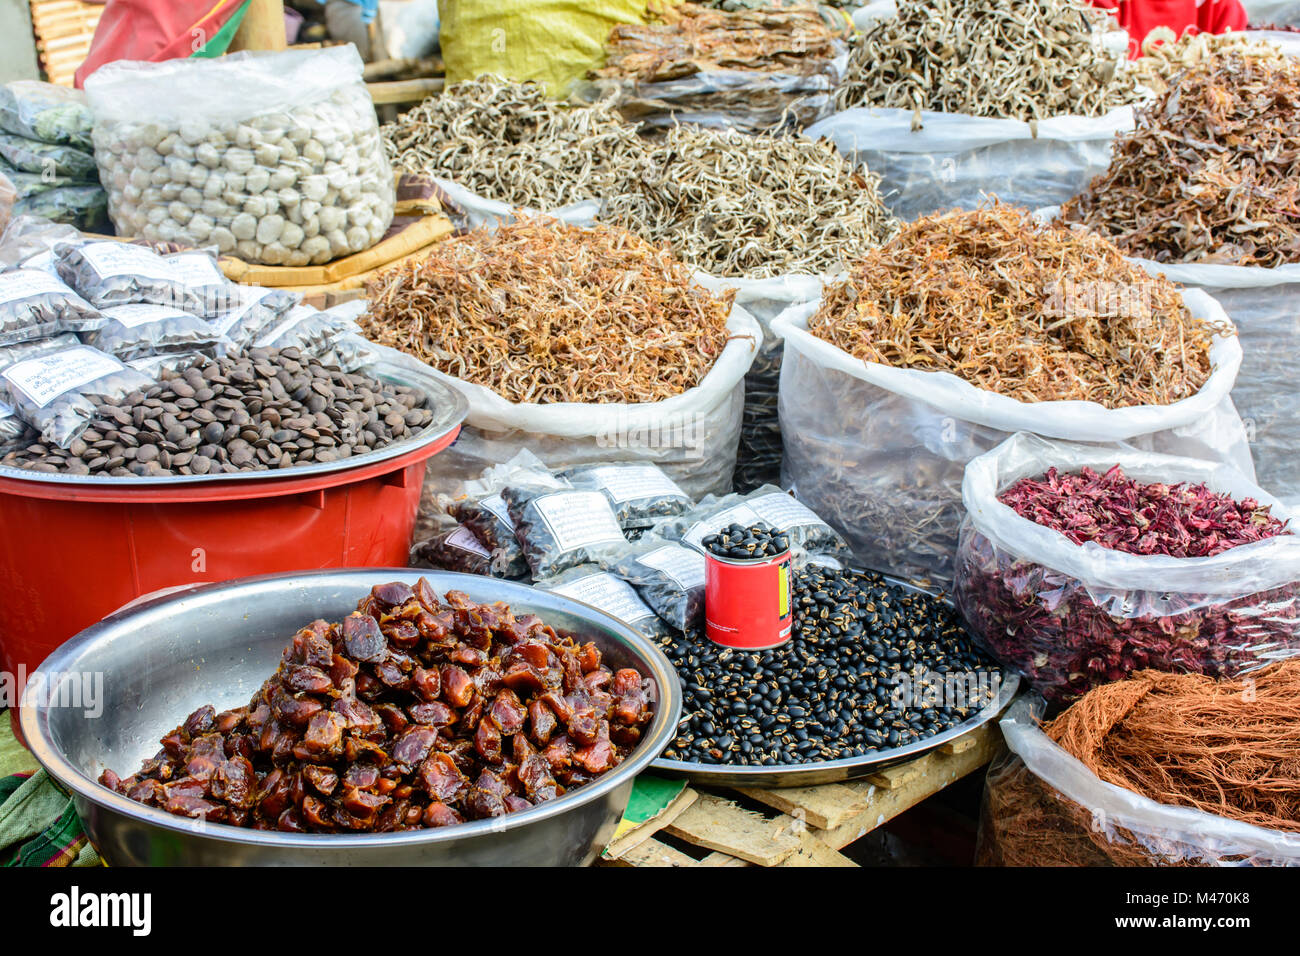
[411,523,496,576]
[503,483,629,579]
[125,351,206,379]
[602,540,706,632]
[0,267,105,345]
[0,132,98,179]
[253,305,364,367]
[532,564,674,640]
[207,286,298,352]
[54,240,224,313]
[0,344,152,448]
[0,332,79,370]
[86,303,230,362]
[0,82,94,149]
[647,483,851,558]
[559,462,694,529]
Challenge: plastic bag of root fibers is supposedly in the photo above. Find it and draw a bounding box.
[953,433,1300,706]
[773,290,1252,586]
[805,106,1136,222]
[977,696,1300,866]
[0,343,152,448]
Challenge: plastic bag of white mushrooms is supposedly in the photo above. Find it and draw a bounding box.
[84,47,395,266]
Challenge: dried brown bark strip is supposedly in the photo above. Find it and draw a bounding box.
[361,218,736,405]
[1063,54,1300,267]
[809,204,1225,408]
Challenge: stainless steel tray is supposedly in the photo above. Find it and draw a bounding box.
[0,344,468,487]
[649,569,1020,787]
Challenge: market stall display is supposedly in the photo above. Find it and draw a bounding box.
[362,217,759,497]
[954,435,1300,705]
[1125,27,1290,96]
[85,47,395,266]
[979,672,1300,866]
[1061,54,1300,502]
[586,1,852,132]
[776,204,1250,584]
[808,0,1141,219]
[21,569,679,865]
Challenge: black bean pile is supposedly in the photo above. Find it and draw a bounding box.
[1,347,435,477]
[657,567,1000,767]
[702,522,790,560]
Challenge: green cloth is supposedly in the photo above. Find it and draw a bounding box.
[193,0,253,59]
[0,712,38,779]
[0,771,99,867]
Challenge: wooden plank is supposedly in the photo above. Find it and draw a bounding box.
[735,781,874,831]
[776,831,859,868]
[699,851,750,867]
[603,837,701,868]
[818,724,1002,850]
[940,736,977,756]
[367,78,444,105]
[867,761,923,790]
[602,786,699,861]
[664,792,801,866]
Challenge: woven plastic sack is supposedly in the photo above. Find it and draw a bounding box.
[977,696,1300,866]
[804,106,1136,222]
[85,47,394,266]
[954,433,1300,705]
[773,289,1252,585]
[439,0,648,97]
[1131,258,1300,507]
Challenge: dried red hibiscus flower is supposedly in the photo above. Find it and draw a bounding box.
[99,580,654,832]
[955,468,1300,705]
[999,465,1291,557]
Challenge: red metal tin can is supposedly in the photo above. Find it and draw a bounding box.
[704,549,794,650]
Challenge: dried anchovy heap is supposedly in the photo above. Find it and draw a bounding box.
[593,1,850,83]
[380,76,647,211]
[1000,465,1291,557]
[835,0,1142,121]
[1126,27,1289,96]
[809,205,1220,409]
[100,580,655,831]
[979,662,1300,866]
[603,125,897,277]
[361,218,736,404]
[1063,54,1300,266]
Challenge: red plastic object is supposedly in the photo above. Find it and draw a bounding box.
[704,549,793,650]
[0,426,459,684]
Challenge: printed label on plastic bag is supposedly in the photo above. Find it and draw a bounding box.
[446,525,491,558]
[748,492,829,531]
[2,346,122,408]
[0,269,71,305]
[478,493,514,527]
[637,544,707,590]
[581,464,688,505]
[101,303,195,329]
[552,571,658,625]
[532,491,626,552]
[682,503,762,551]
[164,252,225,287]
[75,242,177,283]
[255,305,320,347]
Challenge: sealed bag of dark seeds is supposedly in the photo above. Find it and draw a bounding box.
[559,462,694,529]
[411,524,495,576]
[605,540,706,632]
[534,564,675,639]
[503,482,629,580]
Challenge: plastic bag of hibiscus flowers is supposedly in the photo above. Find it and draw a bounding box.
[953,432,1300,706]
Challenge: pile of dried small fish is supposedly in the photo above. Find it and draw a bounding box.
[360,218,735,405]
[835,0,1143,121]
[810,204,1222,408]
[1063,54,1300,266]
[603,125,897,278]
[380,76,647,210]
[593,1,850,83]
[1126,27,1289,95]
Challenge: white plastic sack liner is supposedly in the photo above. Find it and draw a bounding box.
[985,696,1300,866]
[804,105,1137,222]
[772,286,1251,583]
[1133,258,1300,506]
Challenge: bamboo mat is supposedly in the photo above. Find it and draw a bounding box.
[28,0,104,87]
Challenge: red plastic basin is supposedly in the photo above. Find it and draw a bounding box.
[0,425,459,683]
